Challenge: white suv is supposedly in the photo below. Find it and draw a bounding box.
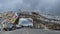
[17,18,33,28]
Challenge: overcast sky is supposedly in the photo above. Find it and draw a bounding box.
[0,0,60,17]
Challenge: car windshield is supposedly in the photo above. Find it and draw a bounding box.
[21,20,31,24]
[7,23,13,27]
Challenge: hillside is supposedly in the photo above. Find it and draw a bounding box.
[17,11,60,30]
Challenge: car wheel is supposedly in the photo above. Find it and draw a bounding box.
[29,26,33,28]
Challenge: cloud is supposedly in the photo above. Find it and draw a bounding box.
[0,0,60,17]
[0,0,23,12]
